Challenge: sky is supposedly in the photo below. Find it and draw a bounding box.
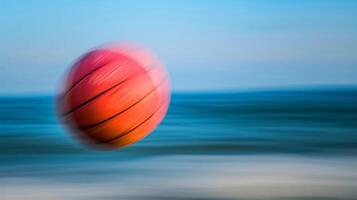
[1,0,357,94]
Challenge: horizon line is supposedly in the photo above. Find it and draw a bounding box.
[1,84,357,97]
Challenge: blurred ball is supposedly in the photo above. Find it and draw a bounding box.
[57,43,171,149]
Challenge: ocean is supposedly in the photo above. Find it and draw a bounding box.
[1,89,357,200]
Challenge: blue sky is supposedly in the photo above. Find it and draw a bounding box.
[1,0,357,94]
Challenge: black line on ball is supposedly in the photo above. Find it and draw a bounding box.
[62,57,112,98]
[81,77,167,130]
[100,102,165,144]
[61,77,129,116]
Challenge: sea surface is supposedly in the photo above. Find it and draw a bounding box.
[1,89,357,200]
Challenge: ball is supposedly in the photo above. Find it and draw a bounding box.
[57,44,171,149]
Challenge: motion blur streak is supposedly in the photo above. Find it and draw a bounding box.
[1,88,357,199]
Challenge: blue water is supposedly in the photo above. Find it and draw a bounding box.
[1,89,357,199]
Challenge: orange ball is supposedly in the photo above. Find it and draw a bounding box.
[57,44,171,149]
